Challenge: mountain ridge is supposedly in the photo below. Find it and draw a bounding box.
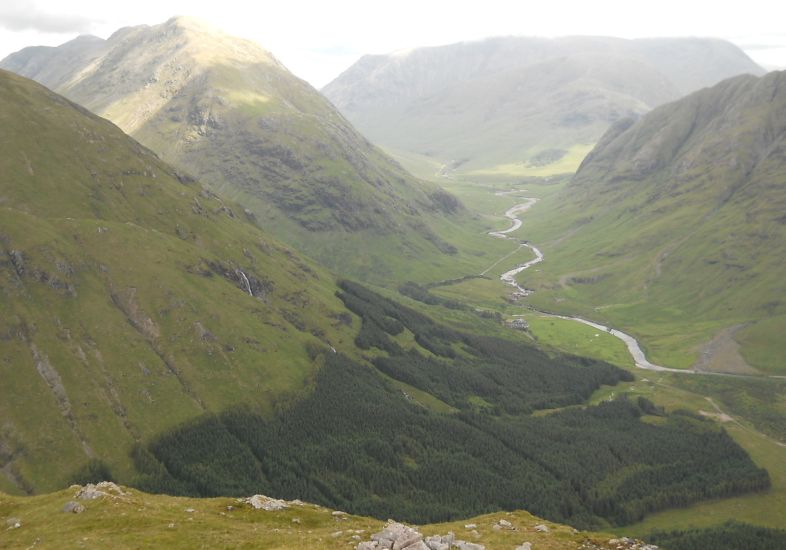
[521,70,786,372]
[1,17,469,282]
[323,35,764,177]
[0,67,360,492]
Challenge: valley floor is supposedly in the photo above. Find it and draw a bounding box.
[428,177,786,533]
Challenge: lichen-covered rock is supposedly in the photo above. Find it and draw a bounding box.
[62,501,86,514]
[361,522,426,550]
[358,522,486,550]
[424,534,450,550]
[242,494,289,511]
[75,481,126,500]
[5,517,21,529]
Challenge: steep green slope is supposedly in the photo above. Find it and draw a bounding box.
[0,17,484,284]
[519,71,786,371]
[0,68,360,493]
[323,36,763,178]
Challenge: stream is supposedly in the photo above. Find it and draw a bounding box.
[488,191,687,374]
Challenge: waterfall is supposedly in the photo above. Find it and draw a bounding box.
[237,270,253,296]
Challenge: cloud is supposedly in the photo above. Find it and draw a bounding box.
[0,3,100,34]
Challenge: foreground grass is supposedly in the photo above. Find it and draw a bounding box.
[0,486,626,549]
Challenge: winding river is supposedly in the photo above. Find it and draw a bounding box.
[488,191,686,374]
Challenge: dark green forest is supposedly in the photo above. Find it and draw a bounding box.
[339,279,631,413]
[130,282,770,529]
[647,521,786,550]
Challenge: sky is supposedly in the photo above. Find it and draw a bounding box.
[1,0,785,87]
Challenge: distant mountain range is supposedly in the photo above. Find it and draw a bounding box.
[0,17,467,282]
[524,70,786,372]
[323,36,764,177]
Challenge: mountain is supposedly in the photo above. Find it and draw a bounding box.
[0,68,360,493]
[521,70,786,373]
[323,36,764,178]
[0,70,770,530]
[0,17,469,283]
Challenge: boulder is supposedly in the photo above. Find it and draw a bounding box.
[515,543,532,550]
[62,501,86,514]
[392,532,423,550]
[456,542,485,550]
[534,524,549,533]
[5,517,21,529]
[243,494,289,511]
[363,522,426,550]
[424,535,450,550]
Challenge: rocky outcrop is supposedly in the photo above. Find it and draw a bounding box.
[241,494,289,511]
[355,522,484,550]
[581,539,659,550]
[74,481,127,500]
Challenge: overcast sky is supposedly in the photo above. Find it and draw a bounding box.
[1,0,785,87]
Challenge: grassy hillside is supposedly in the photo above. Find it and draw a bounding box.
[0,68,362,493]
[0,17,509,285]
[514,71,786,372]
[115,283,771,532]
[323,36,763,179]
[0,485,659,550]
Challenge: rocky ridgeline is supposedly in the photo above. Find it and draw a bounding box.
[18,487,659,550]
[354,519,659,550]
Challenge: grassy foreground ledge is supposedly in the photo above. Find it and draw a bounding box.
[0,484,656,549]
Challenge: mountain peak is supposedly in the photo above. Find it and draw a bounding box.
[164,15,216,32]
[159,16,254,48]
